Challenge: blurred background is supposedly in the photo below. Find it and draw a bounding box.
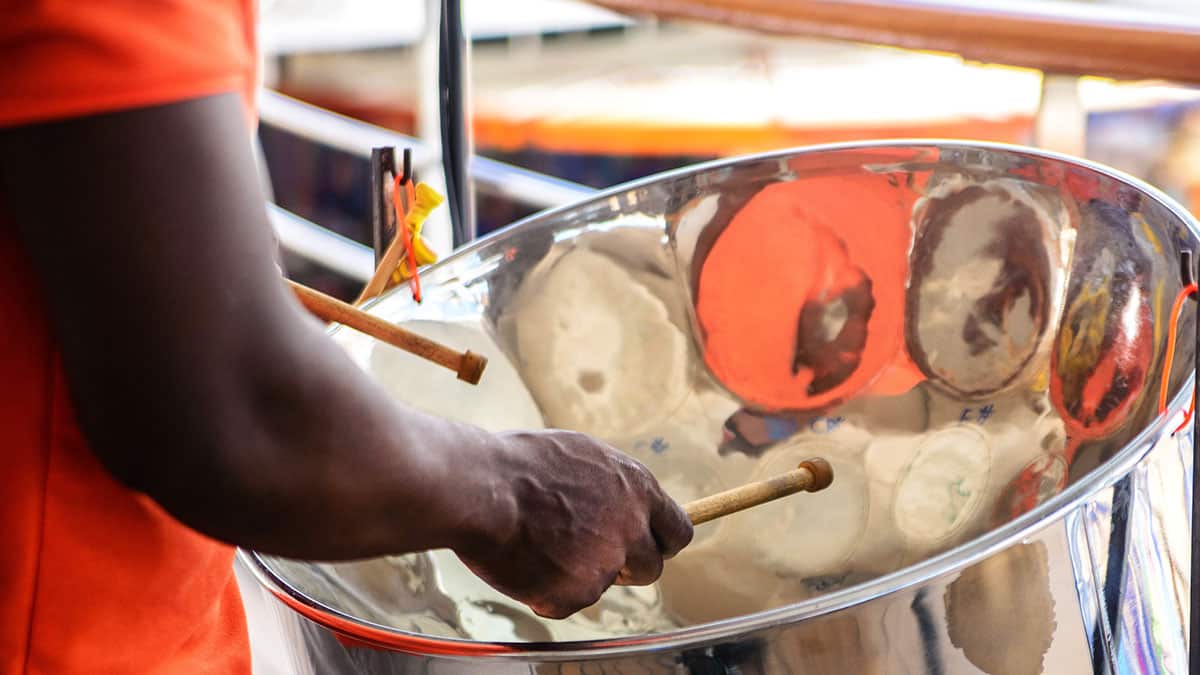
[255,0,1200,296]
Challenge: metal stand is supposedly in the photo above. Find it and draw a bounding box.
[1187,249,1199,675]
[439,0,476,246]
[369,147,399,265]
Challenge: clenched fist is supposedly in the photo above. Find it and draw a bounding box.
[452,430,693,619]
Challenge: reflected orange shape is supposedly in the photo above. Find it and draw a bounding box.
[696,172,925,410]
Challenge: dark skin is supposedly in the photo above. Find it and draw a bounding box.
[0,93,692,620]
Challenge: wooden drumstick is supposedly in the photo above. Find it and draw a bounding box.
[683,458,833,526]
[288,280,488,385]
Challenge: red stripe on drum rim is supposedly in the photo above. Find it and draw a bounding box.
[268,589,517,656]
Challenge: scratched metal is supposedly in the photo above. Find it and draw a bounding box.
[242,142,1198,674]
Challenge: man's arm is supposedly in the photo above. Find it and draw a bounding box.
[0,94,691,618]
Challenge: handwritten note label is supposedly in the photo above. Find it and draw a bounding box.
[808,416,846,433]
[633,437,671,454]
[958,404,995,425]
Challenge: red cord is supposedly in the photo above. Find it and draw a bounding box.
[1159,282,1198,433]
[405,179,417,213]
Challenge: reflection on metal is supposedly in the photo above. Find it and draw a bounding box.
[268,204,374,282]
[259,89,596,210]
[945,541,1056,675]
[243,142,1197,673]
[906,177,1064,399]
[1052,197,1159,445]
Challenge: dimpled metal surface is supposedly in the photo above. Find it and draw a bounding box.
[244,142,1197,674]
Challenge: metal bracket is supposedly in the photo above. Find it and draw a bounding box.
[370,147,397,266]
[370,147,413,266]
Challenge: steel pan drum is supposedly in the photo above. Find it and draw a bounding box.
[243,142,1197,674]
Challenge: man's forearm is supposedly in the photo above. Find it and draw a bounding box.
[0,93,510,560]
[179,312,514,559]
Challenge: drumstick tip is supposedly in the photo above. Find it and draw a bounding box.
[799,458,834,491]
[456,351,488,385]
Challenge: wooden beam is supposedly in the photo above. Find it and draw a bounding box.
[590,0,1200,84]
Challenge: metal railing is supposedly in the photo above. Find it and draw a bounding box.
[260,90,596,211]
[268,204,376,283]
[260,89,597,276]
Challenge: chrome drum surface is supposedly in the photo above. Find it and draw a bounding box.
[242,141,1198,674]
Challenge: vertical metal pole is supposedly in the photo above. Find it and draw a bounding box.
[1035,75,1086,156]
[369,147,397,266]
[1187,249,1199,675]
[439,0,476,245]
[416,0,453,256]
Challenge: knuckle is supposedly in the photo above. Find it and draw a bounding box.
[582,580,611,607]
[657,520,694,558]
[532,564,618,619]
[624,560,664,586]
[675,517,696,546]
[547,591,602,619]
[530,601,573,620]
[667,528,694,556]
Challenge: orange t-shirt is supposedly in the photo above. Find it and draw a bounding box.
[0,2,257,673]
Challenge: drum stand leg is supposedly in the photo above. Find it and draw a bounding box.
[1185,250,1199,675]
[438,0,475,246]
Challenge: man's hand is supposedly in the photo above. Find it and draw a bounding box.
[454,430,693,619]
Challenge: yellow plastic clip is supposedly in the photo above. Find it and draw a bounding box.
[406,183,445,234]
[392,182,444,283]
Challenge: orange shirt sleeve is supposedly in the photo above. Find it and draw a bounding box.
[0,0,258,127]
